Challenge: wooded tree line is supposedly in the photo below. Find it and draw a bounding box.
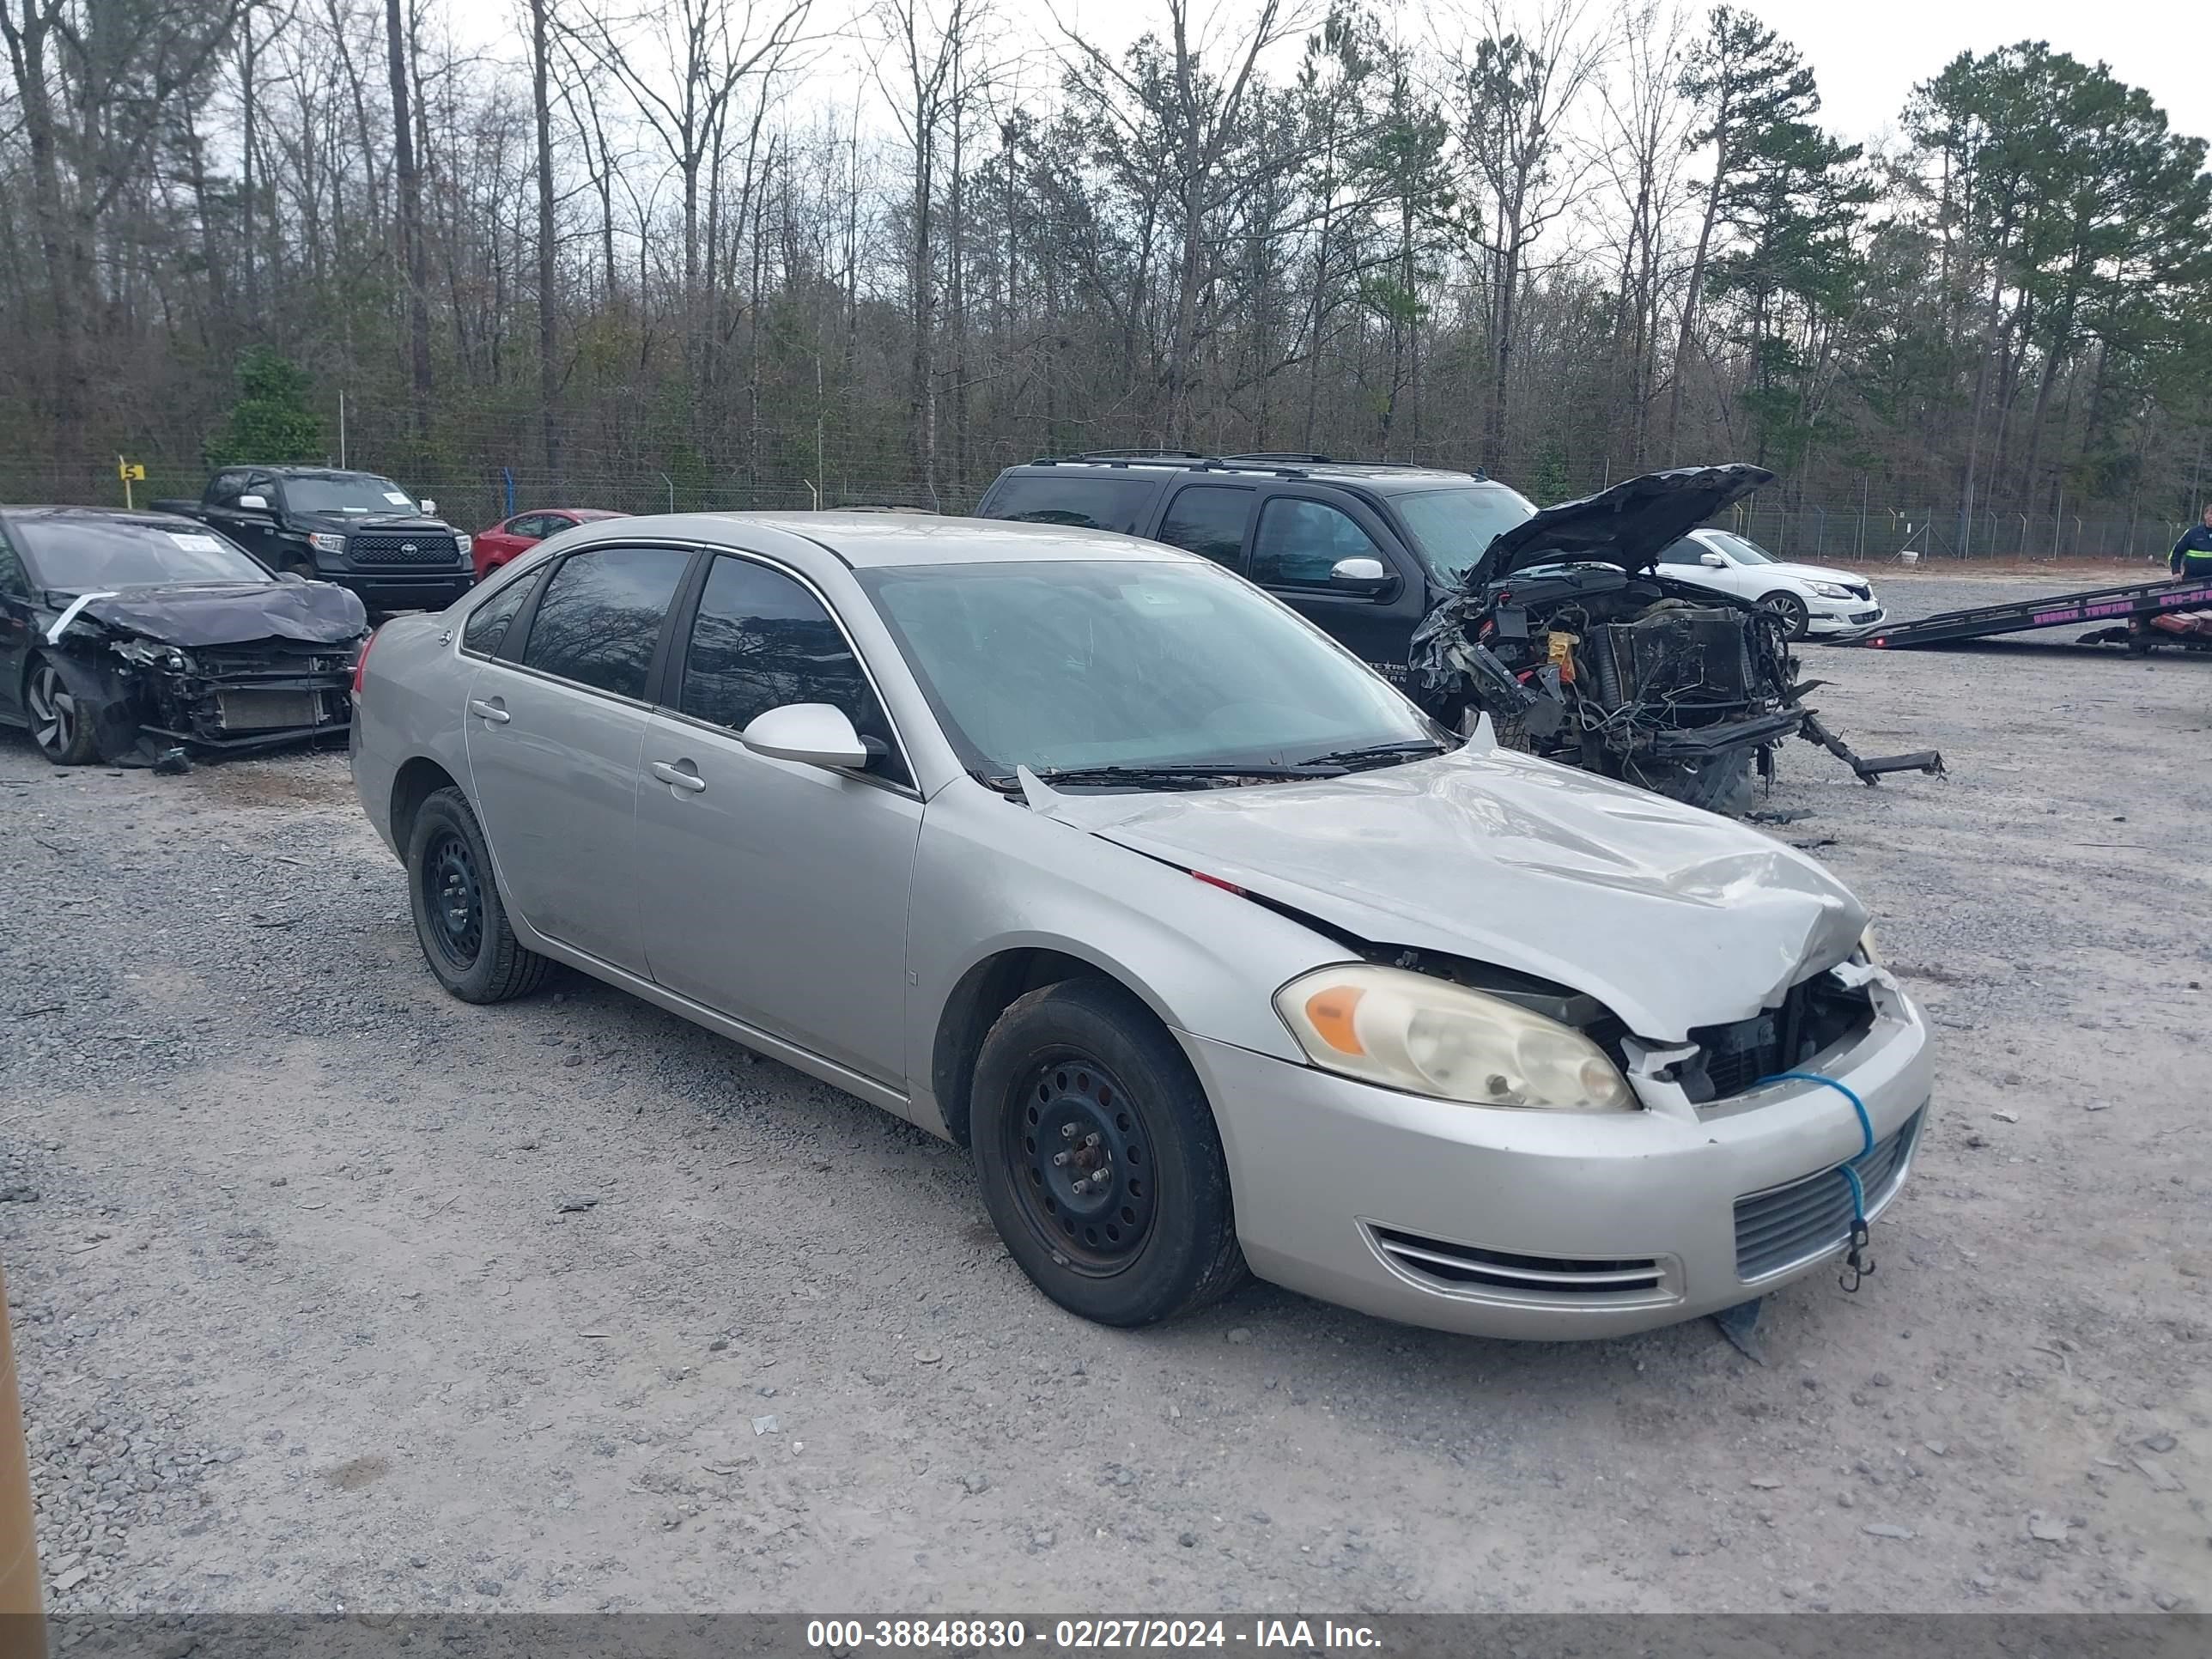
[3,0,2209,550]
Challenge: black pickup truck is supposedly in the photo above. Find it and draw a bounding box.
[153,466,474,615]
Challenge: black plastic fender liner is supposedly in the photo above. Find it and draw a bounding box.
[35,647,155,764]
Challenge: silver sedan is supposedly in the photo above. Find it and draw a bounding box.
[349,514,1932,1339]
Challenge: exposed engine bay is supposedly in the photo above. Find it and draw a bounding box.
[1411,465,1943,811]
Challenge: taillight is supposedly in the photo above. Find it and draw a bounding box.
[351,626,378,696]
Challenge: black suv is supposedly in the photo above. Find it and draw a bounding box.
[153,467,474,616]
[975,453,1534,686]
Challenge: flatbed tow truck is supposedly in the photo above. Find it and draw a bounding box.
[1845,573,2212,652]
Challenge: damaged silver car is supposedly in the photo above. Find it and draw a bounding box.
[351,514,1933,1340]
[0,506,368,765]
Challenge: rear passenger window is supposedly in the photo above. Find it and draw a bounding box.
[678,556,908,785]
[1251,498,1385,589]
[980,474,1161,533]
[518,545,690,699]
[460,568,543,657]
[1157,487,1253,568]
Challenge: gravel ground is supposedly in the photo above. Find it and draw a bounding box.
[3,569,2206,1615]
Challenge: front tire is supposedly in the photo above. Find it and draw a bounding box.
[405,786,551,1003]
[972,979,1247,1328]
[1759,590,1811,640]
[25,658,102,766]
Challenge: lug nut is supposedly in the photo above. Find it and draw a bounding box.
[1084,1133,1101,1149]
[1071,1179,1090,1195]
[1061,1123,1077,1139]
[1053,1151,1071,1166]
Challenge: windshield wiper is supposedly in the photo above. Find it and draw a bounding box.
[1295,738,1448,770]
[983,762,1342,793]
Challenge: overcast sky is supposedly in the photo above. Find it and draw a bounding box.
[1727,0,2210,148]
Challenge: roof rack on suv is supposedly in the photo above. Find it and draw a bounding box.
[1032,449,1218,467]
[1023,451,1489,483]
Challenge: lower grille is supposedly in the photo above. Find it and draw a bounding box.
[216,689,331,731]
[1367,1225,1672,1303]
[1734,1109,1923,1281]
[349,531,459,565]
[1850,609,1882,624]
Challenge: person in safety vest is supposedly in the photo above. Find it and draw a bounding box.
[2172,504,2212,577]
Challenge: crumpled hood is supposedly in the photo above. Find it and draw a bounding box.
[1469,463,1775,586]
[1047,746,1867,1041]
[71,581,369,647]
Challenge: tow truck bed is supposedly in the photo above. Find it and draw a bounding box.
[1845,574,2212,649]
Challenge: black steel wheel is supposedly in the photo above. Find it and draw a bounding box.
[1005,1053,1158,1274]
[25,659,100,766]
[423,827,486,969]
[972,978,1246,1327]
[404,785,552,1003]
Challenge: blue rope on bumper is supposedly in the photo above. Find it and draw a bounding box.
[1759,1069,1877,1291]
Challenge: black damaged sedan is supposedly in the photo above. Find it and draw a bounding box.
[0,506,369,766]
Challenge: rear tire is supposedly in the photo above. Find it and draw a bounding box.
[405,786,552,1003]
[25,658,102,766]
[972,979,1247,1328]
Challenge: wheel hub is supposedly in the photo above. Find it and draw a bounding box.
[425,830,483,965]
[1011,1059,1154,1272]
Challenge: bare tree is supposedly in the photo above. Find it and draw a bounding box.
[1449,0,1600,471]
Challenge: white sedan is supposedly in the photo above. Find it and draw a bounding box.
[1655,528,1885,640]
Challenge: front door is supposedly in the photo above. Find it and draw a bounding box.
[464,542,695,973]
[1249,492,1428,683]
[630,551,921,1085]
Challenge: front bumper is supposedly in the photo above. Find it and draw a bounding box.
[1180,976,1931,1340]
[1806,595,1883,635]
[323,568,475,611]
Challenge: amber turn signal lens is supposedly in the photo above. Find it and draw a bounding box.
[1304,986,1366,1055]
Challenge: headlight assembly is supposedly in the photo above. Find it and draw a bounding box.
[455,533,473,556]
[1273,964,1637,1111]
[1807,581,1853,599]
[307,532,347,556]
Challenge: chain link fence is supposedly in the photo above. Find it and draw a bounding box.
[2,456,2190,567]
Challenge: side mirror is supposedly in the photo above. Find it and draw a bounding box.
[418,498,436,517]
[739,702,869,771]
[238,494,270,512]
[1328,556,1391,594]
[1699,551,1728,568]
[276,569,306,585]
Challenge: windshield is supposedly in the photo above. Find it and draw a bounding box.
[1709,532,1776,565]
[857,560,1437,781]
[1390,484,1538,581]
[284,475,418,515]
[17,519,270,592]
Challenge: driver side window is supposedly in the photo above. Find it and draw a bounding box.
[1250,498,1385,590]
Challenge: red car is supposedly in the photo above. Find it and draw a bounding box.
[471,508,626,581]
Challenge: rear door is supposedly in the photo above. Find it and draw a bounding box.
[630,551,921,1084]
[1247,489,1428,682]
[464,542,696,974]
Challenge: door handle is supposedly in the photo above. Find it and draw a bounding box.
[468,697,510,725]
[650,759,708,794]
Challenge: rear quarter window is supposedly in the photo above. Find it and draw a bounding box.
[978,474,1164,534]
